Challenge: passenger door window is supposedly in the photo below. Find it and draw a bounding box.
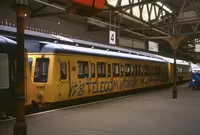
[121,65,124,77]
[131,65,134,76]
[125,64,131,77]
[108,64,111,77]
[97,62,106,78]
[60,62,67,80]
[113,63,119,77]
[91,63,95,78]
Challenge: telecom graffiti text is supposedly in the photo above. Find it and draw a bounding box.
[69,79,138,97]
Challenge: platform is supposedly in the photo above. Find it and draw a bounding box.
[1,83,200,135]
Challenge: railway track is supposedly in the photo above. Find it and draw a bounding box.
[0,113,13,121]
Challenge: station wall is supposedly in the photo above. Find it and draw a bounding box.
[0,3,145,50]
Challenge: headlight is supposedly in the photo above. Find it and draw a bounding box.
[37,91,43,100]
[193,79,195,82]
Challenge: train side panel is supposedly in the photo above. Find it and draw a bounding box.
[28,51,192,107]
[29,53,172,104]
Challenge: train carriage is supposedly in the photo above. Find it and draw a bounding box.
[0,35,17,114]
[0,35,36,115]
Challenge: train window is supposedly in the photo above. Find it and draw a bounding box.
[138,65,141,76]
[151,66,154,76]
[158,66,161,76]
[154,66,156,76]
[135,65,138,76]
[34,58,49,83]
[113,63,119,77]
[28,58,33,73]
[141,66,144,76]
[97,62,106,78]
[148,65,151,76]
[156,66,158,76]
[108,64,111,77]
[143,65,147,76]
[121,65,124,77]
[60,62,67,80]
[125,64,131,77]
[0,54,9,89]
[131,65,134,76]
[78,61,88,78]
[147,65,149,76]
[91,63,95,78]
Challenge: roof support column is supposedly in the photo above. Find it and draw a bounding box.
[165,36,184,99]
[12,1,28,135]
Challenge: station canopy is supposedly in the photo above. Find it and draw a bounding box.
[2,0,200,63]
[107,0,172,22]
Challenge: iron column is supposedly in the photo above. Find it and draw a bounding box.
[12,0,28,135]
[173,48,177,99]
[164,36,183,99]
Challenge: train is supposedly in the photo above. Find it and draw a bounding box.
[0,34,191,115]
[0,35,36,115]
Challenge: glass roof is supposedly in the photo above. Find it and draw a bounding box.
[107,0,172,22]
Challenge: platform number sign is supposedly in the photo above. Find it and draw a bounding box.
[109,30,116,45]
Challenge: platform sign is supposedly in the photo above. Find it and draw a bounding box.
[195,44,200,52]
[148,41,158,52]
[109,30,116,45]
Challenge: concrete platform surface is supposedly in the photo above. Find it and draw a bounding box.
[1,84,200,135]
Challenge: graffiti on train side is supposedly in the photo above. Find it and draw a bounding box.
[69,79,139,97]
[68,76,168,97]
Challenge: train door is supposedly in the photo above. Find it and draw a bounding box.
[124,64,131,90]
[112,63,120,92]
[107,62,112,93]
[58,56,70,101]
[96,62,107,94]
[89,61,97,96]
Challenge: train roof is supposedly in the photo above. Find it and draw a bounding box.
[32,41,167,63]
[0,35,16,54]
[0,35,16,45]
[51,34,163,60]
[50,34,190,66]
[157,55,190,66]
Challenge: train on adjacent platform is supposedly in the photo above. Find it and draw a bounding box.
[0,35,35,115]
[0,34,191,115]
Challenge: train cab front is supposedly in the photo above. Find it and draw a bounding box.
[29,55,56,110]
